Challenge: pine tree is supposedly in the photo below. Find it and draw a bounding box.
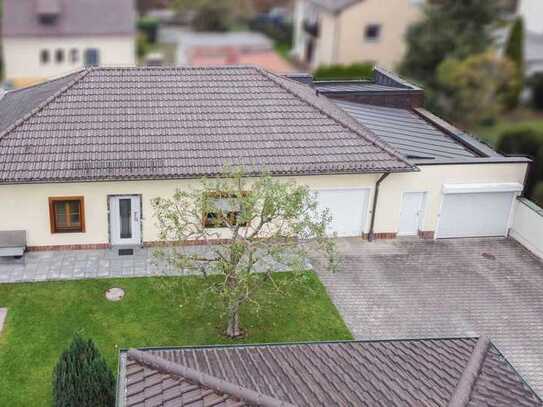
[52,334,115,407]
[504,17,525,108]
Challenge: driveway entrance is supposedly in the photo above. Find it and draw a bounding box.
[314,237,543,395]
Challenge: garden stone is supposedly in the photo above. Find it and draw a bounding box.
[0,308,7,335]
[105,288,125,302]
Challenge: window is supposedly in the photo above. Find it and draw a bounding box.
[365,24,382,42]
[203,192,246,228]
[70,48,79,64]
[49,197,85,233]
[40,49,50,64]
[55,49,64,63]
[84,48,100,66]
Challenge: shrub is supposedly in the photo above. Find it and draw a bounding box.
[313,63,373,81]
[137,16,160,43]
[52,334,115,407]
[248,17,293,45]
[436,52,517,127]
[529,73,543,110]
[497,126,543,203]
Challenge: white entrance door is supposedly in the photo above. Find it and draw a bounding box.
[109,195,141,246]
[315,188,370,237]
[398,192,425,236]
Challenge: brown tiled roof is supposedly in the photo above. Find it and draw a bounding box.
[0,66,414,184]
[118,337,542,407]
[2,0,135,37]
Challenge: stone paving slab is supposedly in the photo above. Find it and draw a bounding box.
[313,237,543,396]
[0,308,7,335]
[0,245,304,283]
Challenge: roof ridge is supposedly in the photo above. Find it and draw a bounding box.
[127,349,296,407]
[447,336,491,407]
[257,66,416,172]
[0,68,91,142]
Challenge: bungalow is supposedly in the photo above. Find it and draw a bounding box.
[117,337,542,406]
[0,65,530,250]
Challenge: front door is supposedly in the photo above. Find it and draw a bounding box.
[109,195,141,246]
[398,192,425,236]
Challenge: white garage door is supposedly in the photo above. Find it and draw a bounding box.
[315,188,370,237]
[437,191,516,238]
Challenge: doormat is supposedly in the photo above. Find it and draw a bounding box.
[118,248,134,256]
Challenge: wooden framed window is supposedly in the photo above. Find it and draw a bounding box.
[203,192,247,228]
[49,196,85,233]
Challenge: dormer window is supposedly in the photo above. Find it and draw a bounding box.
[37,0,61,25]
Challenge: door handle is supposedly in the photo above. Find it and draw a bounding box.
[133,211,139,222]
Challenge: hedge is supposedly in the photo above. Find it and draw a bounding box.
[313,63,373,81]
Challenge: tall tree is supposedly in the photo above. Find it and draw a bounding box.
[152,170,336,338]
[504,17,525,108]
[400,1,500,87]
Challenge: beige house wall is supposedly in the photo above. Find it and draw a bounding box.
[0,163,528,248]
[0,174,380,248]
[314,0,423,70]
[377,163,528,234]
[3,36,135,86]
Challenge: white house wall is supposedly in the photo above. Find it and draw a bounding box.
[0,163,528,249]
[3,36,135,84]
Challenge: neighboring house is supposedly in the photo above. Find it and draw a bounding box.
[117,337,542,406]
[518,0,543,76]
[0,65,530,250]
[177,32,295,73]
[292,0,425,70]
[1,0,136,88]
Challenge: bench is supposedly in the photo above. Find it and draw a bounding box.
[0,231,26,258]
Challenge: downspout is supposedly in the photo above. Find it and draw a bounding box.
[368,173,390,242]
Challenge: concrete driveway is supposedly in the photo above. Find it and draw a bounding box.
[314,237,543,395]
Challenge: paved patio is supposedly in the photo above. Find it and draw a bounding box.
[314,237,543,396]
[0,246,180,283]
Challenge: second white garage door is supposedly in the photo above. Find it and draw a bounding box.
[315,188,370,237]
[436,191,517,238]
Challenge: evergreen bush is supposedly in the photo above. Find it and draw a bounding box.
[52,334,115,407]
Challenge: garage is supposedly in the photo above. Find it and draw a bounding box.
[315,188,370,237]
[436,183,523,238]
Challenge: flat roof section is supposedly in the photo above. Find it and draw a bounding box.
[333,100,479,160]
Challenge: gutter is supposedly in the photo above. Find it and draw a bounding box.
[368,173,390,241]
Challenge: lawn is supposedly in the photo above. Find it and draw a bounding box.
[0,272,351,406]
[475,114,543,146]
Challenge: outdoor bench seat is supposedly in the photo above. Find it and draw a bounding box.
[0,231,26,257]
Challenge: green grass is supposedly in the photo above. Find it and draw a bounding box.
[0,273,351,406]
[274,42,291,60]
[475,117,543,146]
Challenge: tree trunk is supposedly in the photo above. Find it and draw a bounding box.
[226,302,241,338]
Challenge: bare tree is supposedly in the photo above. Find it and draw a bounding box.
[152,170,336,338]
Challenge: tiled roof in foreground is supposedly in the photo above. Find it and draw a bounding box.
[118,337,542,407]
[0,66,414,184]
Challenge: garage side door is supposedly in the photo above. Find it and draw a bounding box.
[437,192,516,238]
[315,189,370,237]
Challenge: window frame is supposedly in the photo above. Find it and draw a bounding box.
[40,49,50,64]
[70,48,79,64]
[55,48,65,64]
[364,24,382,42]
[202,192,248,229]
[48,196,86,234]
